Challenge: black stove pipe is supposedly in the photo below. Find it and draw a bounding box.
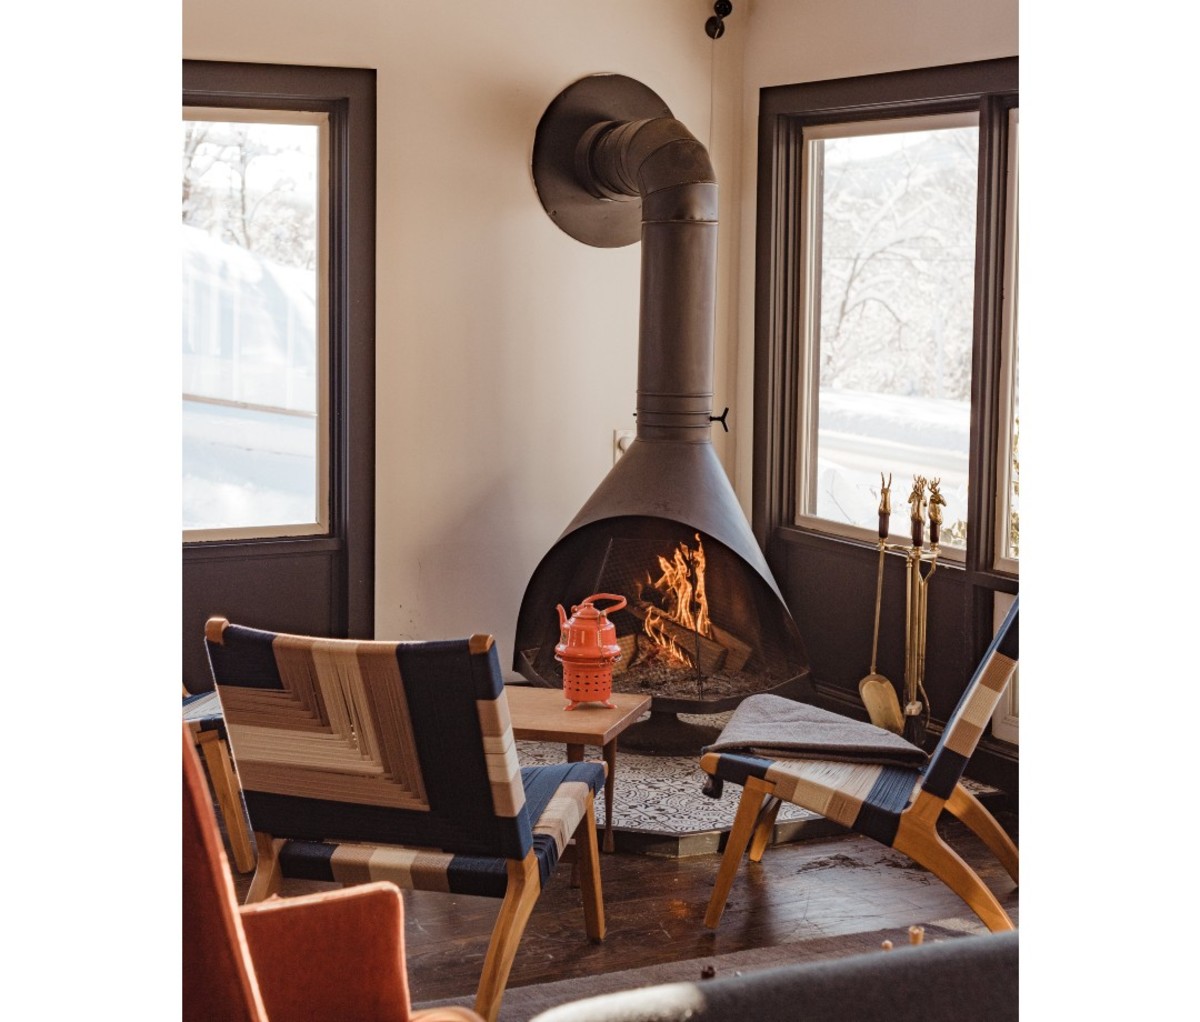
[550,115,785,602]
[578,118,718,443]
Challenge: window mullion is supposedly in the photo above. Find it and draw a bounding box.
[965,93,1015,581]
[795,131,824,520]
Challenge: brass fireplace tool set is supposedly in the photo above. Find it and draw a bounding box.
[858,473,944,746]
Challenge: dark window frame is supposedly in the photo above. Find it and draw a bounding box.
[182,60,376,684]
[752,58,1018,651]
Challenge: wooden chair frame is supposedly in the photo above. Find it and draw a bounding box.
[702,599,1019,934]
[244,794,605,1022]
[702,769,1018,933]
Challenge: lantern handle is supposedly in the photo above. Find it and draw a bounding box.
[581,593,628,616]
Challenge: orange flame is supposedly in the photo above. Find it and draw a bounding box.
[642,535,713,666]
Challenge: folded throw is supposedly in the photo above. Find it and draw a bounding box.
[702,693,929,768]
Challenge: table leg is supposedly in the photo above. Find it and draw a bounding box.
[567,742,616,852]
[602,741,617,853]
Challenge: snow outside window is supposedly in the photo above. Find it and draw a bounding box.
[795,113,980,554]
[182,109,330,540]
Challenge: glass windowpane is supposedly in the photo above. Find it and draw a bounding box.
[802,118,979,548]
[182,114,326,536]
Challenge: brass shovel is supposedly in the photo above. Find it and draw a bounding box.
[859,475,903,733]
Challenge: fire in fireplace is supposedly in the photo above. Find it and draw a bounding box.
[637,533,717,679]
[516,515,811,752]
[523,527,805,706]
[516,74,813,753]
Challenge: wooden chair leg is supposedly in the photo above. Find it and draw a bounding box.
[567,759,607,887]
[704,776,775,930]
[474,851,542,1022]
[946,783,1019,884]
[573,793,605,942]
[893,815,1015,933]
[748,796,783,862]
[244,834,283,904]
[196,732,255,874]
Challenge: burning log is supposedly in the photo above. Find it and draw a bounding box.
[627,604,728,674]
[709,624,753,672]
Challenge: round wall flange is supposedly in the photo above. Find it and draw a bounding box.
[532,74,672,248]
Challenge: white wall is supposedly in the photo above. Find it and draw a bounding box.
[182,0,1017,661]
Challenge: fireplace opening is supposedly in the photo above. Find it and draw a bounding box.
[514,515,812,752]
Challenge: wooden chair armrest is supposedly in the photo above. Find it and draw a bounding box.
[239,881,428,1022]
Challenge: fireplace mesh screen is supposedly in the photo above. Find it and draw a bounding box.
[525,531,805,711]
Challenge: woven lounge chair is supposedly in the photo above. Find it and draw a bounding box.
[204,619,607,1022]
[701,597,1019,933]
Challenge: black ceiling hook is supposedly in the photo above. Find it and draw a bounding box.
[705,1,733,39]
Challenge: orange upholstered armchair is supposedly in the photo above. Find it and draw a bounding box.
[183,727,482,1022]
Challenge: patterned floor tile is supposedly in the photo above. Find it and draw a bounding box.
[517,739,818,835]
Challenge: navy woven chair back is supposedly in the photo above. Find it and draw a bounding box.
[920,597,1018,800]
[206,618,607,1022]
[205,622,535,861]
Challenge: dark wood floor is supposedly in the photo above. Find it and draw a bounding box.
[232,807,1018,1005]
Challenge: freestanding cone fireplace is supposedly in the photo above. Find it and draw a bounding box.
[515,74,813,753]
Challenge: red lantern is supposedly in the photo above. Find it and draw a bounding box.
[555,593,626,709]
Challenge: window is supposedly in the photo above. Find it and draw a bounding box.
[751,61,1019,771]
[183,109,330,539]
[797,113,980,551]
[181,61,376,693]
[754,59,1018,580]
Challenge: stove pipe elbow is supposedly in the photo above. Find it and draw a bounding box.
[575,118,719,443]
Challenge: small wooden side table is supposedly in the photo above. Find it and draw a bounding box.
[505,686,651,852]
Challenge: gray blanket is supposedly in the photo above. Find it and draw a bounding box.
[702,694,928,768]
